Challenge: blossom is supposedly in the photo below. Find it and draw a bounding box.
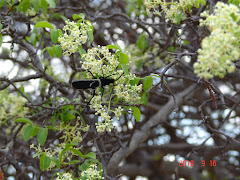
[194,2,240,79]
[145,0,206,23]
[81,163,104,179]
[58,19,92,56]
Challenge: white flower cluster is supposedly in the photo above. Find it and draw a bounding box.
[30,144,57,171]
[145,0,205,23]
[82,46,120,78]
[194,2,240,79]
[59,120,89,143]
[56,172,73,180]
[0,90,29,127]
[58,20,92,56]
[81,164,104,180]
[81,46,142,133]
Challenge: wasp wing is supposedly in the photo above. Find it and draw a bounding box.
[72,80,100,89]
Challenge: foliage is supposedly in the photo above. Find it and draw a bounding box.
[0,0,240,179]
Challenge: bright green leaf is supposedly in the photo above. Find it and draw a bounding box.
[73,14,80,20]
[35,21,54,29]
[46,125,56,132]
[29,33,37,45]
[24,125,33,142]
[136,34,148,50]
[34,0,39,12]
[46,0,55,8]
[141,92,149,106]
[86,152,96,159]
[130,77,140,85]
[107,45,122,51]
[40,0,48,15]
[73,13,85,20]
[79,46,86,56]
[78,162,90,171]
[0,0,5,8]
[87,30,94,43]
[53,45,62,57]
[67,160,81,164]
[37,128,48,146]
[78,13,85,19]
[132,107,141,122]
[52,158,60,169]
[51,29,59,43]
[119,53,129,64]
[40,154,51,171]
[121,64,129,75]
[47,47,55,57]
[176,13,182,24]
[15,118,33,125]
[143,76,153,91]
[31,125,40,137]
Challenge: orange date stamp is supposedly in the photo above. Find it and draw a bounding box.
[179,160,216,167]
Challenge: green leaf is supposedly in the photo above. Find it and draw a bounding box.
[68,148,96,159]
[51,29,59,43]
[130,77,140,85]
[34,0,39,12]
[31,125,40,137]
[0,0,5,8]
[137,0,141,9]
[73,14,80,20]
[18,0,31,13]
[199,0,206,5]
[40,0,48,15]
[78,162,90,171]
[46,0,55,8]
[24,125,33,142]
[176,13,182,24]
[78,13,85,19]
[46,125,57,132]
[68,148,85,158]
[119,53,129,64]
[40,154,51,171]
[86,152,96,159]
[73,13,85,20]
[29,33,37,45]
[141,92,149,106]
[143,76,153,91]
[67,160,81,164]
[131,107,141,122]
[53,45,62,57]
[37,128,48,146]
[35,21,54,29]
[87,30,94,43]
[121,64,129,75]
[78,46,86,56]
[0,22,2,30]
[107,45,122,51]
[47,46,55,57]
[15,118,33,125]
[51,111,58,124]
[136,34,148,50]
[61,15,68,22]
[0,34,2,47]
[52,158,60,169]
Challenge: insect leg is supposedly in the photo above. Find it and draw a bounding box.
[82,88,96,113]
[87,69,96,79]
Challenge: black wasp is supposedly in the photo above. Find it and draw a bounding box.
[72,70,123,109]
[72,70,122,90]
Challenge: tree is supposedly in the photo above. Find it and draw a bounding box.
[0,0,240,179]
